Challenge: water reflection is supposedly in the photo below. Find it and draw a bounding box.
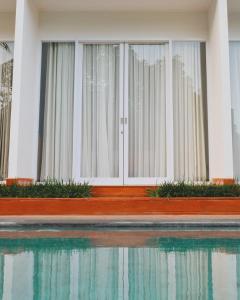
[0,234,240,299]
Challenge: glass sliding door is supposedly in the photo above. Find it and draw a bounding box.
[0,42,14,180]
[38,42,75,181]
[124,43,169,184]
[38,41,209,184]
[230,42,240,180]
[79,44,123,184]
[172,42,209,182]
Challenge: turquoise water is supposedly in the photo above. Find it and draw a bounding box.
[0,228,240,299]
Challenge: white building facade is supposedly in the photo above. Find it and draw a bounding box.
[0,0,239,185]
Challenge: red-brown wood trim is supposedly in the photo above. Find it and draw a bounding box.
[91,186,154,197]
[1,197,240,215]
[211,178,235,185]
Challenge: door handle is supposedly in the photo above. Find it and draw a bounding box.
[120,118,127,124]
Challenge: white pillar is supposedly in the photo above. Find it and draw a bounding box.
[207,0,233,180]
[8,0,41,179]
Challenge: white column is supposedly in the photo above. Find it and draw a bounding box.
[207,0,233,179]
[8,0,41,179]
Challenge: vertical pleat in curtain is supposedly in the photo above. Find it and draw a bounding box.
[128,44,167,177]
[230,42,240,180]
[173,42,208,181]
[128,248,169,299]
[0,42,13,180]
[39,43,75,181]
[81,45,119,178]
[175,250,210,299]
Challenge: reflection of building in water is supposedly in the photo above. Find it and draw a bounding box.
[0,238,240,299]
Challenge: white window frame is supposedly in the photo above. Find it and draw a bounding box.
[123,42,173,185]
[73,42,125,185]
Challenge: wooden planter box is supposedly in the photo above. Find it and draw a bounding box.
[0,197,240,215]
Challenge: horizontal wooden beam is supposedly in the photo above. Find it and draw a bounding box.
[1,197,240,215]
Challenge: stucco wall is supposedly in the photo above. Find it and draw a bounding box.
[0,13,15,40]
[39,12,208,41]
[228,13,240,40]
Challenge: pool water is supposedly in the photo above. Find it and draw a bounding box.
[0,227,240,299]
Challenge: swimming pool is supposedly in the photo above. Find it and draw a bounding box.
[0,226,240,299]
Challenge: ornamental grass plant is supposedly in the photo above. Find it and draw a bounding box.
[148,182,240,198]
[0,179,92,198]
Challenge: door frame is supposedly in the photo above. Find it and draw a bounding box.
[123,42,174,185]
[73,41,174,185]
[73,42,125,185]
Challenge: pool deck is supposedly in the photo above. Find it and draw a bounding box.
[1,215,240,227]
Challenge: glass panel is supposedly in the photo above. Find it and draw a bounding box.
[172,41,208,181]
[81,44,120,178]
[0,42,14,180]
[128,44,168,178]
[230,42,240,180]
[38,42,75,181]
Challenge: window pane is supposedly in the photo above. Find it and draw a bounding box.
[173,42,208,181]
[128,44,168,177]
[0,42,14,180]
[38,42,75,181]
[230,42,240,179]
[81,44,120,178]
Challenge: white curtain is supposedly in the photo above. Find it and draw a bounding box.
[230,42,240,180]
[0,42,13,180]
[40,43,75,181]
[173,42,208,181]
[81,44,119,178]
[128,44,167,178]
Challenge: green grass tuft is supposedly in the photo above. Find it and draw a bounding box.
[148,182,240,197]
[0,179,92,198]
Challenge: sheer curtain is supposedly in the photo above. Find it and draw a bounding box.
[39,43,75,181]
[81,44,119,178]
[230,42,240,179]
[0,42,13,180]
[173,42,208,181]
[128,44,167,178]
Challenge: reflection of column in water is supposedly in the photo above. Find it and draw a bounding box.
[3,252,34,300]
[212,252,237,300]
